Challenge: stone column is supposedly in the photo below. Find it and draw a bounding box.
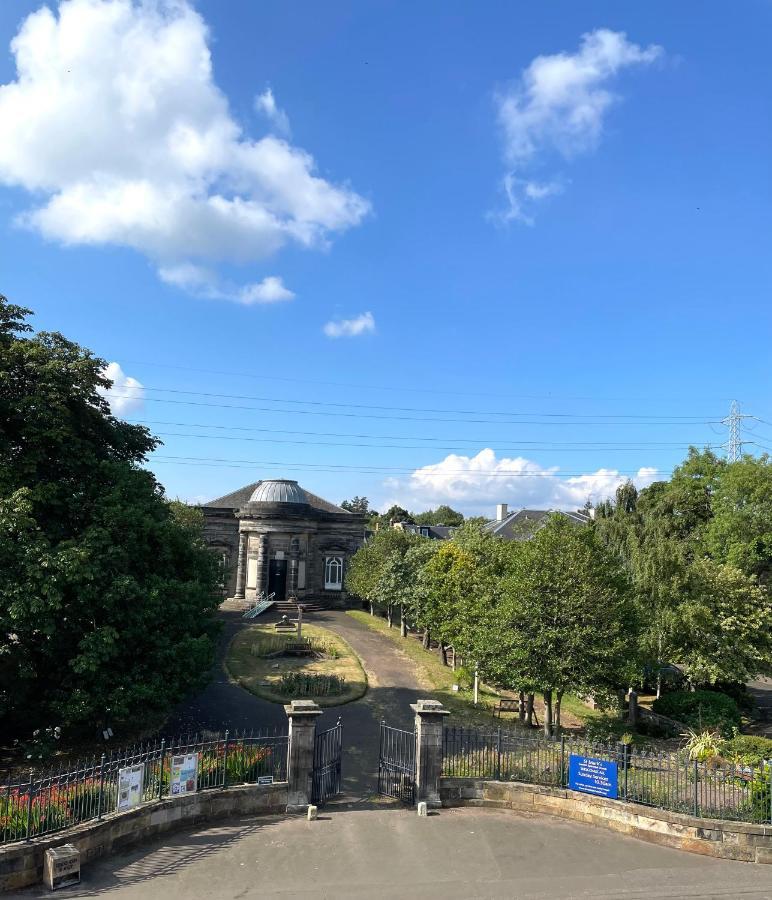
[255,534,268,597]
[412,699,450,809]
[288,538,299,598]
[284,699,323,812]
[233,532,248,600]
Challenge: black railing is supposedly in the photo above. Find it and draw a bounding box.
[0,729,288,845]
[442,725,772,825]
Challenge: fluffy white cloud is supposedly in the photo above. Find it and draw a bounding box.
[255,87,290,136]
[0,0,369,297]
[385,448,659,517]
[494,29,662,223]
[97,361,144,414]
[323,311,376,338]
[158,263,294,305]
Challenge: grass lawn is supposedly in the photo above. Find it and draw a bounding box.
[225,623,367,707]
[347,610,600,730]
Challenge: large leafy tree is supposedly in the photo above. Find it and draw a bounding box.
[494,515,637,734]
[0,297,220,739]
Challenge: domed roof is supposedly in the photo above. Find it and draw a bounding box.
[248,479,308,504]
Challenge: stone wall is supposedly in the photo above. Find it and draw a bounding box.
[440,778,772,864]
[0,781,288,893]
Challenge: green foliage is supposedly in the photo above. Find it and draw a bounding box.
[339,496,373,515]
[412,505,465,527]
[0,296,220,739]
[277,672,346,696]
[684,729,726,761]
[723,735,772,765]
[594,450,772,690]
[653,690,741,737]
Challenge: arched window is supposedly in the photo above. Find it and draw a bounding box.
[324,556,343,590]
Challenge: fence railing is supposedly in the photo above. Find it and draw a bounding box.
[0,729,288,846]
[442,725,772,825]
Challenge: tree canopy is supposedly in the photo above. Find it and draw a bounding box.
[0,296,220,740]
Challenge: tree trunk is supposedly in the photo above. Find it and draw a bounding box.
[440,645,448,666]
[400,606,407,637]
[451,647,456,671]
[526,693,534,726]
[387,605,393,628]
[554,690,563,730]
[543,690,553,738]
[422,629,430,649]
[369,600,374,616]
[518,691,526,722]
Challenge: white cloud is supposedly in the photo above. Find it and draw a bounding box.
[494,29,662,223]
[0,0,368,298]
[98,361,144,414]
[385,448,659,517]
[158,263,294,305]
[323,311,376,338]
[255,87,290,136]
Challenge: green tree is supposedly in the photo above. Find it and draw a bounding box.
[340,496,373,516]
[0,296,220,739]
[413,505,465,526]
[495,515,637,734]
[675,559,772,684]
[345,528,418,618]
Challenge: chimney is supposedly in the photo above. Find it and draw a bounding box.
[496,503,508,522]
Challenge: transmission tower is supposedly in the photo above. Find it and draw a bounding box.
[723,400,748,462]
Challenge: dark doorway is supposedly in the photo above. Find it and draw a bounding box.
[267,559,288,601]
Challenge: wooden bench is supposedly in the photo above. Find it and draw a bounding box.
[494,698,520,718]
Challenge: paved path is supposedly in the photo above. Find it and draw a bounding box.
[163,608,428,799]
[22,806,772,899]
[748,678,772,736]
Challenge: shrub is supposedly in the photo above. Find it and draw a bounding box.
[724,735,772,766]
[684,729,726,761]
[652,690,741,737]
[277,672,345,697]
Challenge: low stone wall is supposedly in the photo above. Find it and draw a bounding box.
[0,781,288,893]
[440,778,772,864]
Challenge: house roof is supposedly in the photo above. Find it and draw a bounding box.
[485,508,590,540]
[202,481,351,515]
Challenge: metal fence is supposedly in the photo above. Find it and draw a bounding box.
[0,729,288,845]
[378,723,416,804]
[442,725,772,825]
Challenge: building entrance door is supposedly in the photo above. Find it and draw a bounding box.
[267,559,288,601]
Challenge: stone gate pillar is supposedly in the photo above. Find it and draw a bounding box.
[412,699,450,809]
[285,699,322,812]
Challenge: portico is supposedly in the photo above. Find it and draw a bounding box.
[201,479,366,603]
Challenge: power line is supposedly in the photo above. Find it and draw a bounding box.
[131,418,702,446]
[150,452,666,478]
[148,429,701,454]
[134,385,722,420]
[111,392,723,427]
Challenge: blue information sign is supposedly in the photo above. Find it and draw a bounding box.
[568,754,618,799]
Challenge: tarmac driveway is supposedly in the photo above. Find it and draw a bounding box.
[23,806,772,899]
[163,607,428,799]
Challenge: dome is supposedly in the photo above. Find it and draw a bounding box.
[248,479,308,504]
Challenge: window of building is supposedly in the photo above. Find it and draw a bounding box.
[324,555,343,590]
[420,527,429,537]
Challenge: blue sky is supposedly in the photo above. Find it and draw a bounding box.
[1,0,770,515]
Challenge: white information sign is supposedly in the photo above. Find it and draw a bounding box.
[117,763,145,812]
[170,753,199,796]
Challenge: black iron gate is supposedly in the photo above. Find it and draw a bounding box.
[311,719,342,805]
[377,722,416,804]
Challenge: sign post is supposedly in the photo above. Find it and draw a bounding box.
[568,754,618,800]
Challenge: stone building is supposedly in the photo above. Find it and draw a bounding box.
[200,479,366,603]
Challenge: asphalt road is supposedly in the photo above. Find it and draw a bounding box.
[163,607,428,799]
[21,806,772,899]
